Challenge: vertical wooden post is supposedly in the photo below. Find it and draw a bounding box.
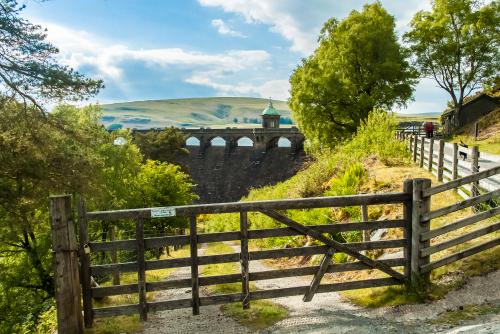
[77,199,93,328]
[411,179,431,287]
[239,211,250,309]
[50,195,83,334]
[109,224,120,285]
[361,204,369,243]
[403,180,413,285]
[452,143,458,180]
[437,140,445,182]
[190,215,200,315]
[413,135,418,162]
[136,218,147,321]
[474,122,479,139]
[471,146,479,199]
[428,138,434,172]
[409,134,413,151]
[419,137,425,168]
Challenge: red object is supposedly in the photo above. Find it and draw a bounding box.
[424,122,434,132]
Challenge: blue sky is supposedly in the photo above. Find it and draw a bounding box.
[23,0,450,113]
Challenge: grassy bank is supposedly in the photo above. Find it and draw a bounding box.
[201,110,499,310]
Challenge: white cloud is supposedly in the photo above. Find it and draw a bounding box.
[211,19,246,37]
[41,22,270,95]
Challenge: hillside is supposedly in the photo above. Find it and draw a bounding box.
[101,96,441,130]
[450,108,500,154]
[101,97,293,129]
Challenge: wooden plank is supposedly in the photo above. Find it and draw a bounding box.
[424,189,500,221]
[361,205,370,248]
[249,277,400,300]
[250,240,406,261]
[423,165,500,197]
[437,140,445,182]
[109,225,120,286]
[419,137,425,168]
[421,238,500,273]
[88,219,407,252]
[190,215,200,315]
[421,207,500,241]
[85,192,410,220]
[413,135,418,162]
[90,261,138,275]
[420,221,500,257]
[240,211,250,309]
[93,304,139,318]
[200,293,243,306]
[136,219,147,321]
[303,247,334,302]
[411,179,431,285]
[471,146,479,200]
[148,298,192,312]
[428,138,434,172]
[50,195,84,334]
[78,199,93,328]
[261,210,406,281]
[92,284,138,298]
[452,143,458,181]
[403,180,413,282]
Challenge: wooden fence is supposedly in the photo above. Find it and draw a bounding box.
[49,167,500,333]
[397,132,500,199]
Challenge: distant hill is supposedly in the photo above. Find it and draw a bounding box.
[101,97,293,130]
[100,96,442,130]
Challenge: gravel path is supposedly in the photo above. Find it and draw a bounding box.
[141,243,500,334]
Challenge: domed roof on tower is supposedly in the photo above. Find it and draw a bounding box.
[261,98,280,116]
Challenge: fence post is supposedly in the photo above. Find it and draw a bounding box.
[413,135,418,162]
[360,204,369,255]
[437,140,445,182]
[471,146,479,199]
[109,224,120,285]
[452,143,458,181]
[419,137,425,168]
[50,195,84,334]
[77,199,93,328]
[427,138,434,172]
[403,179,413,286]
[411,179,431,288]
[409,134,413,152]
[240,211,250,309]
[136,218,147,321]
[190,215,200,315]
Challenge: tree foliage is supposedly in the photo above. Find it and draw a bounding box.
[404,0,499,116]
[133,127,188,162]
[0,102,196,332]
[289,2,416,148]
[0,0,103,110]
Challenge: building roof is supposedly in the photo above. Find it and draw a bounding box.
[442,87,500,116]
[261,99,281,116]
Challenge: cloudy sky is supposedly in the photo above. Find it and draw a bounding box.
[23,0,450,113]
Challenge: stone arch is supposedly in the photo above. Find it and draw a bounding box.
[277,137,292,148]
[185,136,200,146]
[210,136,226,146]
[237,136,254,147]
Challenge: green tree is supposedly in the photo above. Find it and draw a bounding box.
[289,2,416,148]
[0,0,103,110]
[404,0,499,124]
[133,128,188,162]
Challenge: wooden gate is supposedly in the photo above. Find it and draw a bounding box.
[77,185,413,328]
[49,166,500,332]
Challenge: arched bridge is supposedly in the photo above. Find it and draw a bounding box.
[180,127,305,156]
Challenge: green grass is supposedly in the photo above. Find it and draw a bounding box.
[101,97,293,129]
[430,303,500,325]
[201,242,289,329]
[341,285,426,308]
[85,315,142,334]
[221,301,288,330]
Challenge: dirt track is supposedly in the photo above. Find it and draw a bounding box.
[142,244,500,334]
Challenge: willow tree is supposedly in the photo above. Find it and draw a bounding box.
[289,3,417,148]
[404,0,499,126]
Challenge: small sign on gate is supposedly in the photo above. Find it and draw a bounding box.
[151,207,176,218]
